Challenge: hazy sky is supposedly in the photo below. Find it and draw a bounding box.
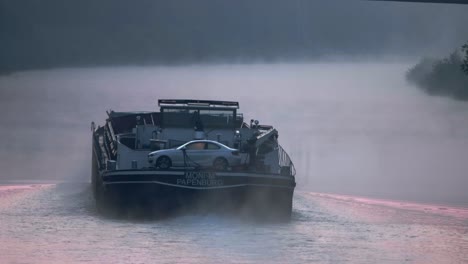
[1,0,468,71]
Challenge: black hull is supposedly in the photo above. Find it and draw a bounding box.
[104,182,293,218]
[93,168,295,219]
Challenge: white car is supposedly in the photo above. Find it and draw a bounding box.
[148,140,241,170]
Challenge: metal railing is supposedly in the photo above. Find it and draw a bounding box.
[92,131,104,170]
[278,144,296,176]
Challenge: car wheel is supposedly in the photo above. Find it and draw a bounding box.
[156,156,172,170]
[213,157,228,171]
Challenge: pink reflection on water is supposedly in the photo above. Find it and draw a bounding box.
[310,192,468,221]
[306,192,468,264]
[0,184,53,209]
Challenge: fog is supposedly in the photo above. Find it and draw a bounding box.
[1,62,467,206]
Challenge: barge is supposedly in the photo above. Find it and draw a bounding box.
[91,99,296,218]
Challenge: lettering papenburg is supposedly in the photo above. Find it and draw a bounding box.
[177,171,224,187]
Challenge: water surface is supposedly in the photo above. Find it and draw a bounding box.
[0,184,467,263]
[0,63,467,263]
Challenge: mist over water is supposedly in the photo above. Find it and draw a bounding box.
[1,63,468,263]
[1,62,468,206]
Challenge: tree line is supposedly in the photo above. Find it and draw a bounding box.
[462,43,468,74]
[407,42,468,101]
[1,0,468,73]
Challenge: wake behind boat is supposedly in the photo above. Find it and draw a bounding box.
[91,99,296,218]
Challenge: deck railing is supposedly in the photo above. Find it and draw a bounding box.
[92,130,104,170]
[278,145,296,176]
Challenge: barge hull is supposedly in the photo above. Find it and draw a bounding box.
[93,168,295,218]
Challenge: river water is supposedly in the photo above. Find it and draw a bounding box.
[0,63,468,263]
[0,184,467,263]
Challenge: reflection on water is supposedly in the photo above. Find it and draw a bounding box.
[0,184,466,263]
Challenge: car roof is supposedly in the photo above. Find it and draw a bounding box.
[187,139,221,144]
[185,140,226,146]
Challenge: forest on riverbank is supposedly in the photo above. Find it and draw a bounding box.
[406,44,468,101]
[1,1,468,73]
